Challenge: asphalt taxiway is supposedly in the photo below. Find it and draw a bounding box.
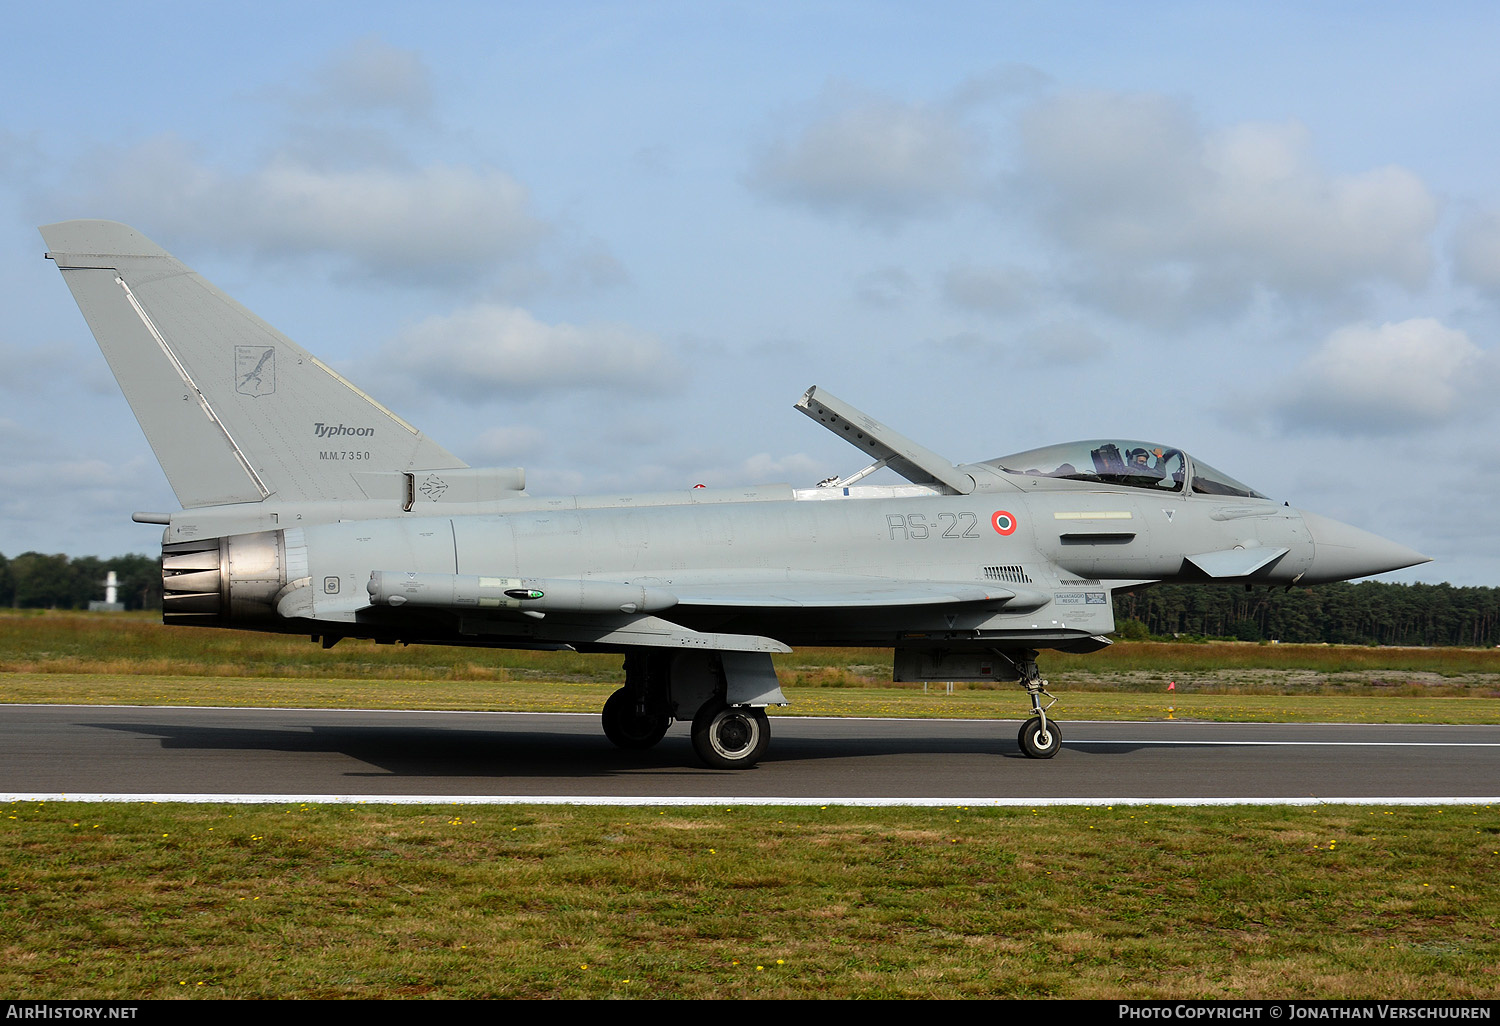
[3,704,1496,804]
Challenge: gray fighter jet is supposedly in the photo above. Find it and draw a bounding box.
[40,220,1429,768]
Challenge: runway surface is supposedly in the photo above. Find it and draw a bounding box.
[3,704,1497,804]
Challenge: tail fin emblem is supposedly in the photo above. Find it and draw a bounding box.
[235,346,276,397]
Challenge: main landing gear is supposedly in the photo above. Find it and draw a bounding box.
[602,651,673,753]
[601,651,779,770]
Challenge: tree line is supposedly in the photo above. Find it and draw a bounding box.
[5,550,1499,648]
[1114,581,1500,647]
[0,552,163,611]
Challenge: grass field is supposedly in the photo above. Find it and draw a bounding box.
[4,800,1497,999]
[4,609,1498,723]
[3,609,1497,999]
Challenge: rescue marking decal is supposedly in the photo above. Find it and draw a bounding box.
[1055,591,1109,605]
[991,510,1018,536]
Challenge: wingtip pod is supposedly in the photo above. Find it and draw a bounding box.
[40,220,174,264]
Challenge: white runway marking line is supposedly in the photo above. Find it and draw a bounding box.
[5,794,1498,807]
[1066,739,1500,747]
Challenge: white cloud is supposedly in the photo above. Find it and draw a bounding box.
[40,38,565,285]
[1012,91,1438,311]
[756,81,1439,323]
[556,240,631,292]
[726,451,829,487]
[70,137,548,281]
[1451,207,1500,296]
[469,425,547,465]
[1200,122,1434,289]
[0,341,77,394]
[855,267,920,308]
[307,36,434,121]
[382,302,680,400]
[1275,319,1488,433]
[942,264,1040,315]
[1,453,164,537]
[749,85,984,225]
[269,38,440,171]
[1013,90,1208,243]
[1016,319,1110,365]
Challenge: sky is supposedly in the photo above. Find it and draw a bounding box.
[3,1,1498,585]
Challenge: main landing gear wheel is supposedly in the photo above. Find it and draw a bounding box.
[691,701,770,769]
[601,688,670,750]
[1017,716,1062,759]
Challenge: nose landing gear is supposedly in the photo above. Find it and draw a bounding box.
[1000,649,1062,760]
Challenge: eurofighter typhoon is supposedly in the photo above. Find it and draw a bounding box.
[40,221,1430,768]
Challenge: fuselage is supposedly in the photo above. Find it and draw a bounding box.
[162,472,1416,652]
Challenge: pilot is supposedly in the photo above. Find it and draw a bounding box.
[1127,448,1164,480]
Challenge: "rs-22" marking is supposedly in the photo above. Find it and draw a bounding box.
[886,512,980,540]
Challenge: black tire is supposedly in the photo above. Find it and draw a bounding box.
[1017,716,1062,759]
[690,702,770,769]
[601,688,670,750]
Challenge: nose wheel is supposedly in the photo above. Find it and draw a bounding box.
[1017,716,1062,759]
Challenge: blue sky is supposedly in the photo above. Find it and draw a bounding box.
[4,2,1499,584]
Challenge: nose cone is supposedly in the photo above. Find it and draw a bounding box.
[1299,510,1430,584]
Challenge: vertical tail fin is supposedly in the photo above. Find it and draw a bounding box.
[40,220,465,508]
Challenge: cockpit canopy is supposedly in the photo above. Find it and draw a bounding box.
[983,440,1267,499]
